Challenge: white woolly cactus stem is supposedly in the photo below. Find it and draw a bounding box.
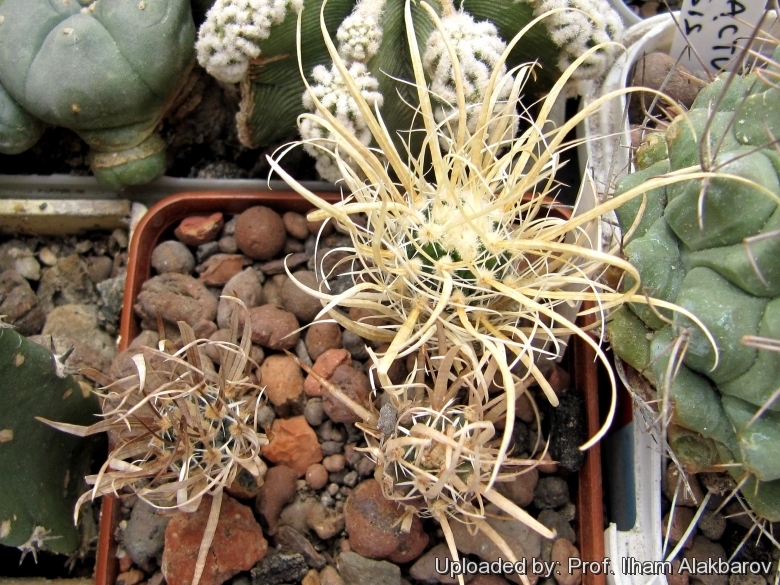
[336,0,386,62]
[196,0,303,83]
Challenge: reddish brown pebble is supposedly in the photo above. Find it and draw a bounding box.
[304,348,352,397]
[162,494,267,585]
[116,569,145,585]
[546,363,571,396]
[321,364,371,424]
[262,416,323,477]
[552,539,582,585]
[306,463,329,490]
[135,273,218,328]
[536,451,559,474]
[496,467,539,507]
[256,464,299,536]
[664,464,704,507]
[345,478,429,564]
[667,559,690,585]
[323,454,346,473]
[283,211,310,239]
[117,556,133,575]
[248,304,300,351]
[198,254,251,286]
[307,214,334,236]
[305,321,343,361]
[235,206,286,260]
[174,213,224,246]
[257,354,304,407]
[663,506,695,549]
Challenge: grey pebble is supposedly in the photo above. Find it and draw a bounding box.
[321,441,344,457]
[295,337,313,368]
[256,404,276,430]
[196,241,220,263]
[152,240,195,274]
[342,470,358,488]
[698,511,726,541]
[123,500,170,567]
[250,551,309,585]
[304,398,325,427]
[533,476,570,509]
[342,329,370,360]
[218,235,238,254]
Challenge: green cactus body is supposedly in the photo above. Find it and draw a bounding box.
[606,306,653,380]
[614,159,669,241]
[635,132,668,170]
[0,83,45,155]
[0,0,196,185]
[649,327,737,450]
[622,216,684,329]
[722,395,780,482]
[674,267,768,384]
[720,298,780,411]
[0,325,99,555]
[610,57,780,521]
[664,149,779,250]
[226,0,358,148]
[668,426,720,474]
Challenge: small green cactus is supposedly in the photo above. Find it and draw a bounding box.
[608,46,780,521]
[0,323,99,557]
[0,0,196,187]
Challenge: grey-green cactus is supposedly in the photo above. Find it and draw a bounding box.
[0,0,196,187]
[608,48,780,521]
[0,323,100,557]
[195,0,623,176]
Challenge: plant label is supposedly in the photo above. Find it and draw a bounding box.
[669,0,770,73]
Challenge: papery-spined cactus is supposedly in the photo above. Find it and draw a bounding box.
[0,0,196,187]
[608,47,780,521]
[195,0,623,172]
[0,323,99,557]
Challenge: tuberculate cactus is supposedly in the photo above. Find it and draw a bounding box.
[0,322,99,558]
[608,46,780,521]
[0,0,196,187]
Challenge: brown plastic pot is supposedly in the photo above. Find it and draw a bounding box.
[96,190,605,585]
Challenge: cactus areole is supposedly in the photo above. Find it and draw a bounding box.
[0,0,196,186]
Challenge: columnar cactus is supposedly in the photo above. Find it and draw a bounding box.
[608,49,780,521]
[0,0,196,187]
[195,0,624,170]
[0,322,99,557]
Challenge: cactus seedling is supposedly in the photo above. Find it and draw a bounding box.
[40,298,268,585]
[0,321,100,558]
[267,0,679,574]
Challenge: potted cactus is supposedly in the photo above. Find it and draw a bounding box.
[0,322,101,566]
[0,0,196,188]
[604,9,780,580]
[11,0,680,584]
[0,0,625,194]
